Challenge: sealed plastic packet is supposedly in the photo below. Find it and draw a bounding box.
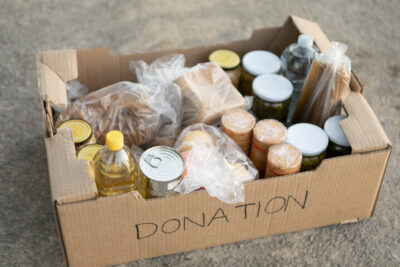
[174,62,246,126]
[57,80,182,147]
[174,123,258,204]
[292,42,351,126]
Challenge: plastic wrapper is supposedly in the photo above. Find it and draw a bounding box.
[66,80,89,104]
[292,42,351,126]
[174,123,258,204]
[174,62,246,126]
[57,81,182,147]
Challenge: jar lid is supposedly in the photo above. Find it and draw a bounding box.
[242,50,281,76]
[268,143,302,174]
[58,119,92,146]
[252,74,293,102]
[287,123,329,156]
[324,115,350,147]
[77,144,103,162]
[209,49,241,70]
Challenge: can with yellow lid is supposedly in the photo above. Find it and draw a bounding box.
[58,119,96,151]
[77,144,103,162]
[209,49,241,88]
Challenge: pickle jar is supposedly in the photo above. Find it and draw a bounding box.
[58,119,96,151]
[239,50,281,96]
[286,123,329,171]
[252,74,293,123]
[209,49,241,88]
[324,115,351,158]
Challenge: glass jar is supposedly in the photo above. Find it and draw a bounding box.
[209,49,241,88]
[324,115,351,158]
[58,119,96,151]
[252,74,293,122]
[239,50,281,96]
[286,123,329,171]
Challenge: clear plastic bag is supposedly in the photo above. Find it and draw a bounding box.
[66,80,89,104]
[57,81,182,147]
[129,54,186,146]
[174,123,258,204]
[174,62,246,126]
[292,42,351,126]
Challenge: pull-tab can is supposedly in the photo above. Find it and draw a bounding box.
[139,146,185,198]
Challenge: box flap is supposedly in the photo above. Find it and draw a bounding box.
[45,128,97,204]
[341,92,391,153]
[37,50,78,107]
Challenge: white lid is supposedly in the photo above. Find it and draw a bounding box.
[242,50,281,76]
[324,115,350,147]
[252,74,293,102]
[298,34,313,48]
[287,123,329,156]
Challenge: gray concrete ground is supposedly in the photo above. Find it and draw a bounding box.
[0,0,399,266]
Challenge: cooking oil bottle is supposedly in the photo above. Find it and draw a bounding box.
[93,130,138,196]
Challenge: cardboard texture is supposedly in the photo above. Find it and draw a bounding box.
[36,15,391,266]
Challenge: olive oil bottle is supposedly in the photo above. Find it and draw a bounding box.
[93,130,138,196]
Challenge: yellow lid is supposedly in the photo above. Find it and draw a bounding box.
[58,119,92,145]
[77,144,103,162]
[209,49,240,70]
[106,130,124,151]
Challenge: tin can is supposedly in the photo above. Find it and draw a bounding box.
[139,146,185,198]
[76,144,103,162]
[58,119,96,151]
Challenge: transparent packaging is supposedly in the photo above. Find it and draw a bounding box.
[93,144,138,196]
[281,34,319,121]
[292,42,351,126]
[174,123,258,204]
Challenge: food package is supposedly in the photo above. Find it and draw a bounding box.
[174,62,246,126]
[174,123,258,204]
[292,42,351,126]
[57,81,182,147]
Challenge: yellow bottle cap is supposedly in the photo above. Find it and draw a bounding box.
[58,119,92,146]
[209,49,240,70]
[106,130,124,151]
[77,144,103,162]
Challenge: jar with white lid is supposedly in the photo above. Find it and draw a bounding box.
[286,123,329,171]
[324,115,351,158]
[252,74,293,122]
[239,50,281,96]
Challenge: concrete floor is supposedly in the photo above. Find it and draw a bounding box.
[0,0,399,266]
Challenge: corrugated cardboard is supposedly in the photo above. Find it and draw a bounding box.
[37,15,391,266]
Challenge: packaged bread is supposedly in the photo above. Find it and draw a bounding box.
[174,62,246,126]
[292,42,351,126]
[57,81,182,147]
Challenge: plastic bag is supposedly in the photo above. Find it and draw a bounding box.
[174,62,246,126]
[57,81,182,147]
[129,54,186,146]
[174,123,258,204]
[292,42,351,126]
[66,80,89,104]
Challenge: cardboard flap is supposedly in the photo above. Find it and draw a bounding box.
[341,92,391,153]
[77,47,122,92]
[45,129,97,204]
[37,62,68,107]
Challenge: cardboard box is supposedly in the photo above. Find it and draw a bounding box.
[37,16,391,266]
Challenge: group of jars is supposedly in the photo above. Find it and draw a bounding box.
[211,34,351,177]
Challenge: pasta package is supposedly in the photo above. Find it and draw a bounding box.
[292,42,351,126]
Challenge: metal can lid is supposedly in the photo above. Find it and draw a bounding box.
[77,144,103,162]
[242,50,281,76]
[139,146,184,182]
[209,49,241,70]
[58,119,92,146]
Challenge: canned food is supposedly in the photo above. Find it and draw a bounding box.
[58,119,96,151]
[139,146,185,198]
[77,144,103,162]
[209,49,241,88]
